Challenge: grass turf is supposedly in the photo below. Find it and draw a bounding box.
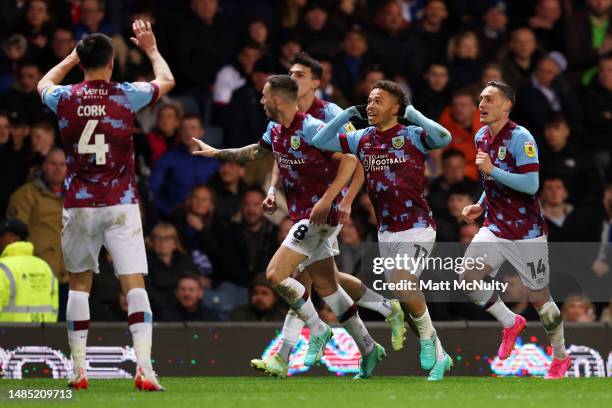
[1,377,610,408]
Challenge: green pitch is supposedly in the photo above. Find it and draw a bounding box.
[1,377,610,408]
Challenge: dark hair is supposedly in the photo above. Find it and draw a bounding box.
[291,52,323,79]
[31,121,55,133]
[485,80,515,108]
[178,274,203,289]
[544,112,568,129]
[372,80,406,105]
[239,39,262,53]
[181,113,203,127]
[266,75,298,101]
[76,33,114,70]
[243,186,266,201]
[442,148,466,162]
[188,184,216,205]
[448,182,471,197]
[452,88,476,101]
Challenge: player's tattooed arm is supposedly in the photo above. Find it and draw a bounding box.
[37,48,79,95]
[310,153,358,225]
[192,139,270,164]
[404,105,451,149]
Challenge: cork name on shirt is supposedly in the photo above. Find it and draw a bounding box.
[363,154,408,172]
[77,105,106,117]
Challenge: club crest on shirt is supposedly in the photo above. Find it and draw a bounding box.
[498,145,507,160]
[290,135,301,150]
[392,136,405,149]
[524,142,536,158]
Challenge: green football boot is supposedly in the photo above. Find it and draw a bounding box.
[385,299,407,351]
[304,323,333,367]
[250,354,289,378]
[427,352,453,381]
[354,343,386,379]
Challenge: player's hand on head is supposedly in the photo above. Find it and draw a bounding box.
[191,138,218,157]
[310,198,332,225]
[261,194,278,214]
[475,149,494,175]
[130,19,157,53]
[462,204,483,223]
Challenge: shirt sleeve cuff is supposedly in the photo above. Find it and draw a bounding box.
[339,134,352,154]
[516,163,539,174]
[148,82,160,107]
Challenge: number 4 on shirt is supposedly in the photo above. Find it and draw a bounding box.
[78,119,109,165]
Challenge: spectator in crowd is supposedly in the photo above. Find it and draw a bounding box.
[173,184,223,279]
[428,149,480,217]
[0,61,49,124]
[528,0,564,52]
[223,59,271,149]
[245,18,271,59]
[565,0,612,85]
[477,5,509,62]
[600,300,612,322]
[413,62,451,121]
[275,35,302,73]
[592,185,612,278]
[279,0,308,30]
[73,0,118,40]
[581,53,612,157]
[150,114,219,217]
[16,0,53,52]
[435,183,473,242]
[500,270,540,321]
[137,103,181,169]
[29,121,56,167]
[0,219,58,322]
[459,222,479,245]
[219,188,278,288]
[479,62,504,88]
[540,176,602,242]
[0,111,10,149]
[514,53,583,140]
[298,2,343,57]
[230,274,286,321]
[351,65,384,105]
[207,160,247,223]
[41,27,82,85]
[436,90,481,180]
[500,27,539,91]
[336,216,362,278]
[174,0,235,95]
[561,294,596,322]
[540,114,602,205]
[413,0,451,67]
[367,0,424,81]
[0,34,28,93]
[157,274,219,321]
[0,114,30,216]
[212,41,262,108]
[146,222,199,313]
[7,146,66,282]
[447,31,482,90]
[316,56,348,107]
[332,28,372,103]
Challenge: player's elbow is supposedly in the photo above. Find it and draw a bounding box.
[524,174,539,195]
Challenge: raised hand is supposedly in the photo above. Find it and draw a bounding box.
[192,138,219,157]
[130,19,157,54]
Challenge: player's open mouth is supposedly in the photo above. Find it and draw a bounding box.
[480,111,488,118]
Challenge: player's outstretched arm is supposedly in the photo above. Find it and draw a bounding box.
[476,149,539,194]
[311,106,361,152]
[404,105,451,149]
[310,153,358,225]
[131,19,175,98]
[37,48,79,95]
[192,138,270,164]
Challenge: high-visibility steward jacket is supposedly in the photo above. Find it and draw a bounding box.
[0,241,58,322]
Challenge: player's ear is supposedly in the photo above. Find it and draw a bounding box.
[391,103,400,116]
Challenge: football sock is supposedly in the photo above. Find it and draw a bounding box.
[276,278,325,336]
[66,290,90,374]
[356,284,393,318]
[537,298,567,359]
[127,288,153,372]
[486,297,517,329]
[323,287,374,355]
[278,310,304,363]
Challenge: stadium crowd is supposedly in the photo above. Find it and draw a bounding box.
[0,0,611,323]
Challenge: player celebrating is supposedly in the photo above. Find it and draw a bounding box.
[193,75,385,379]
[460,81,570,379]
[310,80,454,381]
[252,53,405,378]
[37,21,174,390]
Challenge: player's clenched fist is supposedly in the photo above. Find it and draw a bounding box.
[192,138,218,157]
[261,194,277,214]
[462,204,484,223]
[475,149,494,175]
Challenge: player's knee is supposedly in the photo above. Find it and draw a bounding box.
[265,266,283,287]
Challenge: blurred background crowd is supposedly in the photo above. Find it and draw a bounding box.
[0,0,610,324]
